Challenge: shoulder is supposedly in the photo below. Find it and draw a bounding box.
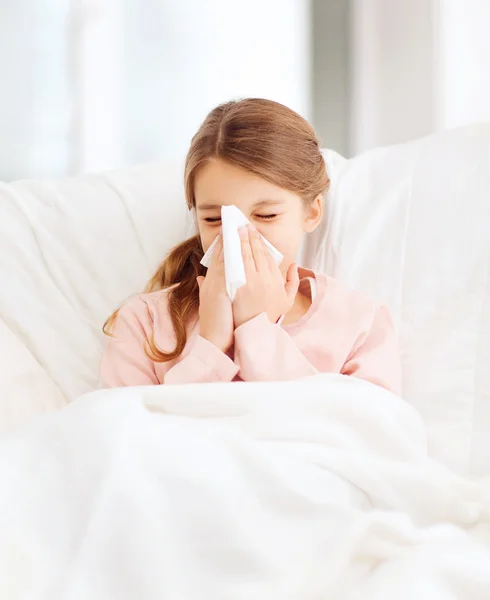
[109,289,172,338]
[120,288,170,314]
[314,273,377,311]
[312,274,398,360]
[314,272,392,328]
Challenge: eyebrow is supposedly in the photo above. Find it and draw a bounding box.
[197,199,285,211]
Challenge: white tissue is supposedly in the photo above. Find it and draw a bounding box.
[200,205,283,301]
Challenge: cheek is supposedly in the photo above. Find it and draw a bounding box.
[198,227,219,254]
[258,222,304,262]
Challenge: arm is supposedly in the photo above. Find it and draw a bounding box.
[341,305,402,395]
[101,298,159,387]
[233,306,402,393]
[101,297,239,388]
[233,312,317,382]
[231,226,316,382]
[164,336,239,384]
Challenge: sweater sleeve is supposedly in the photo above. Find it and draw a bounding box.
[341,305,402,395]
[233,313,318,381]
[164,336,239,384]
[101,297,239,387]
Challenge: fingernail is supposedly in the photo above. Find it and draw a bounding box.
[248,223,256,232]
[238,226,248,238]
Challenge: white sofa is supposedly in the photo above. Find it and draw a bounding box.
[1,124,489,478]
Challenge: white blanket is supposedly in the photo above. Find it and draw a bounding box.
[1,375,489,599]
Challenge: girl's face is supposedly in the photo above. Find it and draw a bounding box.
[194,158,322,274]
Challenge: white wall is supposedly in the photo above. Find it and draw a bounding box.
[73,0,124,174]
[0,0,72,180]
[349,0,437,155]
[312,0,350,157]
[122,0,311,166]
[349,0,490,155]
[0,0,311,179]
[436,0,490,130]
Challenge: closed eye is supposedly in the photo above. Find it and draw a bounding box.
[256,214,277,220]
[204,214,278,224]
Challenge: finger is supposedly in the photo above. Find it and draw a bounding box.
[238,226,256,276]
[216,238,225,275]
[209,234,224,276]
[263,244,284,284]
[285,263,300,302]
[265,242,279,272]
[210,234,222,266]
[247,224,269,273]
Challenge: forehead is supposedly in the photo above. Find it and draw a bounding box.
[194,158,298,210]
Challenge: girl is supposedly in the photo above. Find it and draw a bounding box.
[101,98,401,394]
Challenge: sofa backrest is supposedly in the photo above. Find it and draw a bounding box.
[302,123,490,478]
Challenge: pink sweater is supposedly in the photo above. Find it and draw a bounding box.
[101,270,401,395]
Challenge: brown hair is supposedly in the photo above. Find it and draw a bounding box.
[103,98,330,361]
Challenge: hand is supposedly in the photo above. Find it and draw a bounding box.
[232,224,300,328]
[196,234,234,353]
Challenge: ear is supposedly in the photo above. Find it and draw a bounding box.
[303,194,323,233]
